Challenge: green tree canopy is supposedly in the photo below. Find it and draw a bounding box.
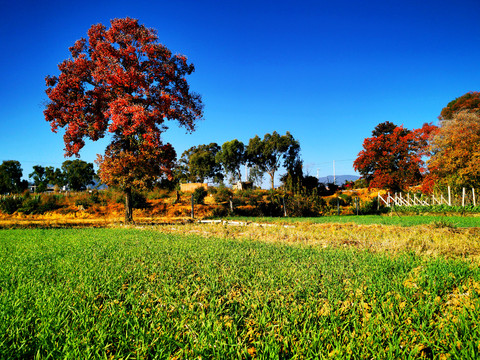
[179,143,223,184]
[61,160,96,191]
[246,131,300,189]
[0,160,27,194]
[247,165,265,188]
[29,165,49,193]
[45,167,66,189]
[216,139,245,184]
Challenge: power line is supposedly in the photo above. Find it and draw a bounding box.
[308,159,355,166]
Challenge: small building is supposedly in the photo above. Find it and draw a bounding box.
[180,183,208,192]
[232,181,253,191]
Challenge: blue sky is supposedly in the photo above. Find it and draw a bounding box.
[1,0,480,185]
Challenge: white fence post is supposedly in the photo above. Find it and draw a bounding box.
[378,189,468,209]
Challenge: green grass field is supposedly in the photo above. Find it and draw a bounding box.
[1,228,480,359]
[228,214,480,228]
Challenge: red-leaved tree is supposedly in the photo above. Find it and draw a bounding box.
[439,91,480,120]
[44,18,203,222]
[354,122,436,192]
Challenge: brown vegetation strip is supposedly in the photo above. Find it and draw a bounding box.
[154,222,480,260]
[2,216,479,261]
[0,217,192,229]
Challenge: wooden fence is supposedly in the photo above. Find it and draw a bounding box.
[378,186,477,207]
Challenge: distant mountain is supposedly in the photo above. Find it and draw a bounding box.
[317,175,359,185]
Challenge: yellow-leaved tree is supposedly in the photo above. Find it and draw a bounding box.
[428,110,480,190]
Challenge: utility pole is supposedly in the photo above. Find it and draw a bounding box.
[333,160,336,185]
[316,168,319,180]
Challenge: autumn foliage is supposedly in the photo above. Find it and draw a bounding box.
[44,18,203,222]
[439,91,480,120]
[354,122,437,192]
[428,110,480,190]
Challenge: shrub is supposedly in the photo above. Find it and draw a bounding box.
[0,196,23,214]
[104,188,124,202]
[327,197,345,208]
[338,194,353,206]
[193,187,208,205]
[235,205,262,217]
[38,196,61,213]
[236,189,263,207]
[88,190,103,204]
[117,191,150,209]
[285,193,324,217]
[131,192,149,209]
[157,192,171,200]
[431,219,457,229]
[18,195,61,214]
[207,187,218,195]
[210,206,229,218]
[213,187,232,203]
[75,199,91,209]
[18,196,42,214]
[358,197,387,215]
[257,192,284,217]
[146,188,172,200]
[353,178,368,189]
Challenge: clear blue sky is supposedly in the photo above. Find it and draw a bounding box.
[1,0,480,184]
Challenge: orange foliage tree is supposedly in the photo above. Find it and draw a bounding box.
[354,122,436,192]
[44,18,203,222]
[428,110,480,190]
[439,91,480,120]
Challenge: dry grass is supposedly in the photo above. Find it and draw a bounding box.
[155,221,480,261]
[2,207,479,260]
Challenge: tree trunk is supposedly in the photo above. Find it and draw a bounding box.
[125,188,133,223]
[269,171,275,190]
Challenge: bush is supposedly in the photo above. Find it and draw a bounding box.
[146,188,172,200]
[131,192,149,209]
[88,190,103,204]
[18,195,61,214]
[338,194,353,206]
[285,193,324,217]
[207,187,218,195]
[327,197,345,208]
[257,192,284,217]
[157,192,171,200]
[234,205,262,217]
[18,196,42,214]
[38,196,61,213]
[0,196,23,214]
[431,219,457,229]
[213,187,232,203]
[75,199,91,209]
[193,187,207,205]
[235,189,263,207]
[210,206,229,218]
[104,189,124,203]
[353,178,368,189]
[358,197,387,215]
[117,191,150,209]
